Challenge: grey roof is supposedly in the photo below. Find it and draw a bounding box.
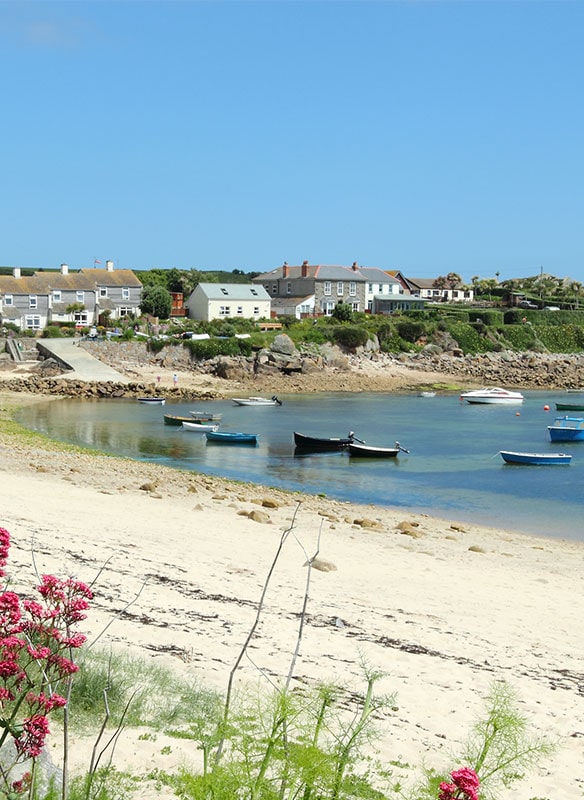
[359,268,401,285]
[195,283,271,301]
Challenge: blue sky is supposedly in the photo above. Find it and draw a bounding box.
[1,0,583,284]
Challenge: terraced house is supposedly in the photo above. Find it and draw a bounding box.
[0,260,142,331]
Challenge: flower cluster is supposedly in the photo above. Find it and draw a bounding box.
[0,527,91,793]
[439,767,480,800]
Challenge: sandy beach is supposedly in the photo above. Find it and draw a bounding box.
[1,383,583,799]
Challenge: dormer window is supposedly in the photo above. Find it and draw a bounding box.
[221,288,229,295]
[52,290,62,302]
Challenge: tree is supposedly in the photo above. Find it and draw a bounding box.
[446,271,462,289]
[140,285,172,319]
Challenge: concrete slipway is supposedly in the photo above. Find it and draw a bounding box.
[37,338,129,383]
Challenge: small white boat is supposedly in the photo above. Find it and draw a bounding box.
[189,410,222,421]
[231,395,282,406]
[419,391,436,398]
[459,387,524,405]
[138,397,166,405]
[500,450,572,465]
[182,421,220,432]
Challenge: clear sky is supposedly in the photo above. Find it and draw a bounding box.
[1,0,582,284]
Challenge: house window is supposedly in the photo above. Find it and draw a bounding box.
[378,284,383,293]
[349,282,356,296]
[237,306,243,315]
[25,315,41,330]
[253,306,259,315]
[118,307,131,317]
[286,282,291,294]
[221,288,229,295]
[322,300,335,315]
[52,290,61,302]
[99,287,107,298]
[368,283,373,292]
[219,306,231,316]
[272,284,277,293]
[337,282,344,296]
[323,281,331,296]
[29,295,37,309]
[76,291,84,303]
[351,302,360,312]
[122,287,130,300]
[74,311,88,325]
[4,294,13,306]
[250,288,258,296]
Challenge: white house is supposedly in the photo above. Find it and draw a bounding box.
[185,283,271,322]
[358,268,403,312]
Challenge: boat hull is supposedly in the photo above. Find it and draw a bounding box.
[548,428,584,442]
[348,443,399,458]
[293,432,353,452]
[206,431,257,444]
[500,450,572,465]
[555,403,584,411]
[232,396,281,406]
[182,421,219,432]
[164,414,193,425]
[138,397,166,405]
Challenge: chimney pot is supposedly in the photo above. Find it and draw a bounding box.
[352,261,358,271]
[60,263,69,275]
[13,267,21,279]
[106,260,114,272]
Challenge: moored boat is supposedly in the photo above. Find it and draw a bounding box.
[164,413,194,426]
[499,450,572,465]
[418,391,436,398]
[206,430,258,444]
[348,441,410,458]
[459,387,524,405]
[231,396,282,406]
[293,431,362,452]
[547,416,584,442]
[189,410,223,421]
[182,421,220,432]
[138,397,166,405]
[555,402,584,412]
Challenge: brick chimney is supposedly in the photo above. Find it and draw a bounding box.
[282,261,289,278]
[106,260,114,272]
[351,261,359,271]
[301,260,309,277]
[60,263,69,275]
[12,267,21,278]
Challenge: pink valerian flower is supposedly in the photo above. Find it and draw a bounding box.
[438,767,480,800]
[26,691,67,713]
[0,591,23,631]
[11,772,31,794]
[0,528,10,577]
[37,575,93,624]
[14,714,50,758]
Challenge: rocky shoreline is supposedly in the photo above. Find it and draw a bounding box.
[2,335,584,397]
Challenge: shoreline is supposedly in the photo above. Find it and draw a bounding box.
[1,389,584,797]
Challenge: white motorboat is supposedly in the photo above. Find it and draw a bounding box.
[459,387,524,405]
[231,395,282,406]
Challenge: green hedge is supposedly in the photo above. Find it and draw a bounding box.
[536,324,584,353]
[468,310,504,326]
[446,322,499,354]
[186,337,253,360]
[331,325,369,350]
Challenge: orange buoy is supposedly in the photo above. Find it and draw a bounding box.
[516,411,521,416]
[543,404,550,411]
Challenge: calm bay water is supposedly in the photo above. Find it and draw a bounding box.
[16,391,584,542]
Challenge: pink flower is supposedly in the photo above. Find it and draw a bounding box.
[0,528,10,577]
[439,767,480,800]
[15,714,50,758]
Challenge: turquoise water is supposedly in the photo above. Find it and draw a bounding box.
[16,391,584,542]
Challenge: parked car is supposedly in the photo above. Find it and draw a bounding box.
[544,306,560,311]
[518,300,539,309]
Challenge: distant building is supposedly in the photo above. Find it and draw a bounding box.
[0,260,142,331]
[185,283,271,322]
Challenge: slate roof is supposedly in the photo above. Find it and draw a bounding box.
[195,283,271,300]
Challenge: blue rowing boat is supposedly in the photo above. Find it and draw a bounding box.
[499,450,572,465]
[206,430,258,445]
[547,416,584,442]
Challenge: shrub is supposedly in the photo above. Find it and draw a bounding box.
[41,325,64,338]
[468,309,504,326]
[186,337,252,360]
[396,321,425,343]
[332,325,369,350]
